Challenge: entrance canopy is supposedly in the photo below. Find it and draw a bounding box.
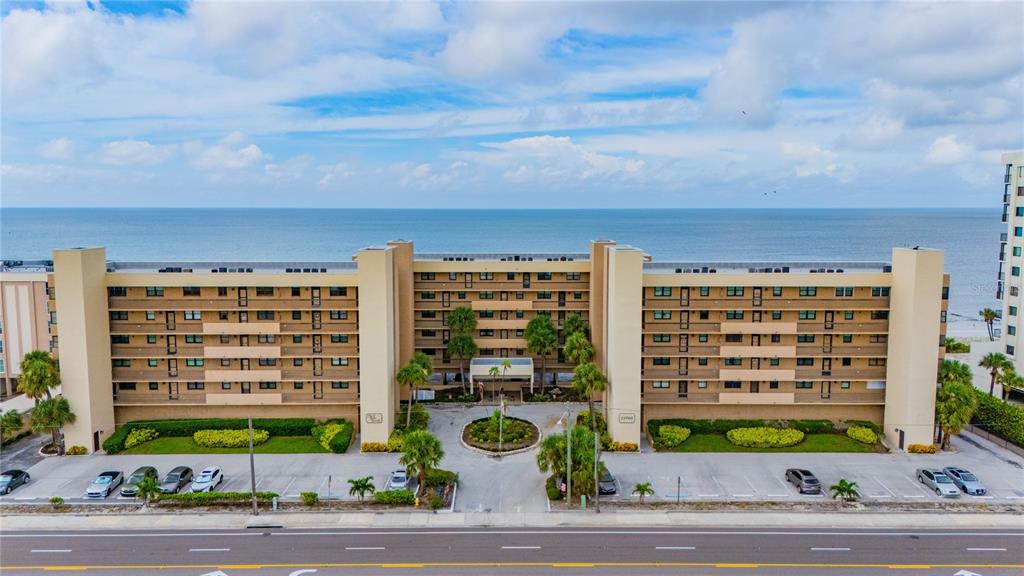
[468,357,534,387]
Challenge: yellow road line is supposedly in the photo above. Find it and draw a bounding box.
[3,562,1024,571]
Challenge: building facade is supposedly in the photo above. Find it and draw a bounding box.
[998,151,1024,371]
[0,265,53,399]
[23,241,946,453]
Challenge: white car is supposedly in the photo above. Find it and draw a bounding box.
[190,467,224,493]
[388,470,409,490]
[86,471,123,498]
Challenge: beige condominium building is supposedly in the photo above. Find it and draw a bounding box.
[998,151,1024,370]
[19,240,947,453]
[0,262,53,399]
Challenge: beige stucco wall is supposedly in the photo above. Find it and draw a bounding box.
[884,248,944,450]
[589,241,613,372]
[53,248,115,453]
[0,273,51,381]
[356,247,397,444]
[388,240,415,370]
[604,245,644,444]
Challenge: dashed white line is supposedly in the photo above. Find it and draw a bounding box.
[345,546,385,551]
[656,546,696,550]
[189,548,230,552]
[966,547,1007,551]
[810,547,851,551]
[30,549,71,553]
[501,546,541,550]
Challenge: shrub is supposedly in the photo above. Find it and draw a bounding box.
[844,419,882,434]
[394,404,430,432]
[545,474,563,500]
[846,426,878,444]
[908,443,937,454]
[103,418,316,453]
[311,420,353,453]
[193,429,269,448]
[300,491,319,506]
[466,414,536,446]
[972,390,1024,447]
[124,428,159,449]
[65,445,87,455]
[373,489,415,506]
[657,425,691,448]
[609,442,638,452]
[726,427,805,448]
[387,429,405,452]
[361,442,389,452]
[788,419,835,434]
[649,418,768,435]
[49,496,64,509]
[428,494,445,510]
[157,491,278,506]
[424,468,458,487]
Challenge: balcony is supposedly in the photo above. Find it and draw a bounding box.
[794,367,886,380]
[794,392,885,404]
[795,344,887,356]
[647,298,889,311]
[643,391,720,403]
[108,297,357,311]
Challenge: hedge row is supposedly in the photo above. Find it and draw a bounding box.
[156,491,278,506]
[311,420,354,453]
[193,429,269,448]
[726,427,805,448]
[972,390,1024,448]
[104,418,317,453]
[373,489,416,505]
[648,418,857,437]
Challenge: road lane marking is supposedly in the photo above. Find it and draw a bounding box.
[967,547,1007,551]
[345,547,385,551]
[29,550,71,553]
[189,548,230,552]
[655,546,696,550]
[501,546,540,550]
[811,547,851,551]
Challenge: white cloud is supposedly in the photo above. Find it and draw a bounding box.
[100,140,176,166]
[317,162,353,187]
[781,142,842,178]
[184,132,268,170]
[472,135,644,182]
[925,135,974,165]
[38,137,75,160]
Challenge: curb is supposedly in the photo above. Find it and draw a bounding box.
[458,418,543,457]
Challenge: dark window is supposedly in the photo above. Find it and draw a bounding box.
[118,382,136,391]
[256,287,274,296]
[108,287,127,297]
[183,286,201,296]
[330,287,347,296]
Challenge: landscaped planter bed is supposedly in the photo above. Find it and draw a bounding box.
[462,414,541,453]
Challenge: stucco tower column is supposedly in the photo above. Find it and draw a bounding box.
[604,245,644,445]
[53,247,115,453]
[357,246,398,444]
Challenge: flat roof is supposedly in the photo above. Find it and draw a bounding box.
[416,252,589,262]
[107,261,358,274]
[643,261,892,274]
[1,260,54,273]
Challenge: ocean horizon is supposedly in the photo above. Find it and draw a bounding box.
[0,207,1003,324]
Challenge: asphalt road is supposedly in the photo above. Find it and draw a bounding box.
[1,527,1021,575]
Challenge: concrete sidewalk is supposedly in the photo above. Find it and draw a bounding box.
[1,509,1021,531]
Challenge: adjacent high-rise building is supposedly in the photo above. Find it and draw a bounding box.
[2,241,948,453]
[998,151,1024,370]
[0,265,53,399]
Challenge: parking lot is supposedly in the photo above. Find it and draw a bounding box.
[1,403,1021,508]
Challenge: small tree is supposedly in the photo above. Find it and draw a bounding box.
[447,333,477,394]
[446,306,477,336]
[535,425,598,499]
[1,409,24,442]
[935,380,980,449]
[980,308,1000,341]
[348,475,376,503]
[829,478,860,502]
[31,397,75,455]
[135,476,160,507]
[572,361,608,431]
[563,313,589,339]
[17,350,60,405]
[632,482,654,504]
[399,430,444,495]
[564,331,595,365]
[998,368,1024,401]
[397,361,428,428]
[979,352,1012,396]
[526,314,557,392]
[938,359,972,387]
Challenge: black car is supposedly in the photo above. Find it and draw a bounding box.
[120,466,159,497]
[598,470,617,495]
[159,466,193,494]
[0,469,30,495]
[785,468,822,494]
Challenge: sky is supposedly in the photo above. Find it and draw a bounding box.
[1,0,1022,208]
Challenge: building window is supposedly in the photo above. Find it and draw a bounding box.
[259,381,277,390]
[796,358,814,366]
[291,311,302,320]
[331,334,349,343]
[421,311,436,319]
[330,287,347,296]
[869,335,888,343]
[457,292,466,299]
[479,310,495,319]
[149,382,159,391]
[186,358,204,367]
[772,287,782,297]
[834,287,853,297]
[422,291,436,300]
[420,272,435,281]
[653,310,672,320]
[331,357,349,366]
[146,287,164,297]
[724,334,742,343]
[218,382,230,390]
[145,311,156,321]
[253,311,273,321]
[448,272,458,281]
[844,311,854,320]
[1009,325,1017,336]
[798,311,816,320]
[652,380,670,389]
[291,287,301,297]
[110,311,129,321]
[653,334,671,343]
[725,310,744,320]
[183,310,202,320]
[574,291,583,299]
[479,329,495,337]
[293,358,303,366]
[769,380,779,389]
[652,357,671,366]
[331,381,349,389]
[698,357,708,365]
[842,334,853,343]
[256,287,274,296]
[1007,345,1015,355]
[698,334,708,343]
[797,334,815,343]
[567,272,581,281]
[185,335,203,344]
[1012,267,1020,277]
[480,272,494,280]
[697,381,708,389]
[654,287,672,297]
[1011,306,1019,317]
[537,291,552,300]
[330,311,348,320]
[941,286,949,300]
[871,287,890,297]
[726,286,744,297]
[770,334,781,343]
[724,381,741,389]
[108,287,127,297]
[291,335,302,344]
[111,335,130,344]
[724,357,742,366]
[537,272,552,281]
[840,381,851,389]
[771,311,782,320]
[112,359,131,367]
[183,286,201,297]
[868,358,887,366]
[515,310,525,319]
[769,357,780,366]
[699,287,710,297]
[148,359,158,367]
[1016,227,1023,237]
[221,358,230,366]
[799,287,817,297]
[147,335,157,344]
[871,311,889,320]
[187,382,205,390]
[515,292,525,300]
[1015,247,1023,257]
[478,291,494,300]
[795,381,813,389]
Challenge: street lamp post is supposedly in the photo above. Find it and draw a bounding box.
[564,403,572,506]
[248,416,258,516]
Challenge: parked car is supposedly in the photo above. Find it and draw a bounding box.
[785,468,822,494]
[159,466,193,494]
[916,468,960,497]
[942,467,987,496]
[598,470,617,495]
[0,470,30,495]
[85,471,123,498]
[120,466,158,497]
[190,467,224,493]
[388,470,409,490]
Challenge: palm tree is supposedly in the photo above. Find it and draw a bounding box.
[535,432,568,478]
[396,360,428,428]
[1,409,24,443]
[399,430,444,496]
[938,359,972,387]
[135,476,160,507]
[411,351,433,376]
[935,380,980,449]
[572,361,608,431]
[347,475,376,503]
[526,314,557,393]
[564,331,595,365]
[829,478,860,502]
[563,313,588,338]
[446,306,477,336]
[980,308,1000,340]
[447,333,477,394]
[17,350,60,405]
[632,482,655,504]
[534,425,598,497]
[979,352,1012,396]
[31,397,75,455]
[488,365,500,400]
[998,368,1024,401]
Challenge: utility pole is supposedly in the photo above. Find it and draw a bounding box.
[565,403,571,506]
[594,427,600,513]
[498,393,504,457]
[248,416,258,516]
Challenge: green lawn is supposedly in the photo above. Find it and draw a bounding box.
[121,436,327,455]
[663,433,883,453]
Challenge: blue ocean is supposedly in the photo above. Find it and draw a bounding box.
[0,208,1002,323]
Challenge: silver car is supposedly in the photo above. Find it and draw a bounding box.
[190,467,224,493]
[942,467,987,496]
[85,471,123,498]
[388,470,409,490]
[916,468,960,498]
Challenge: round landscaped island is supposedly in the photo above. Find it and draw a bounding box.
[461,412,541,455]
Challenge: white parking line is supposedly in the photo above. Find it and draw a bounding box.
[710,474,726,496]
[346,547,385,551]
[899,476,928,498]
[280,477,297,497]
[869,476,896,499]
[501,546,541,550]
[655,546,696,550]
[811,547,851,551]
[966,547,1007,551]
[30,549,71,553]
[189,548,230,552]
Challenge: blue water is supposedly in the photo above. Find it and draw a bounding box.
[0,208,1002,320]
